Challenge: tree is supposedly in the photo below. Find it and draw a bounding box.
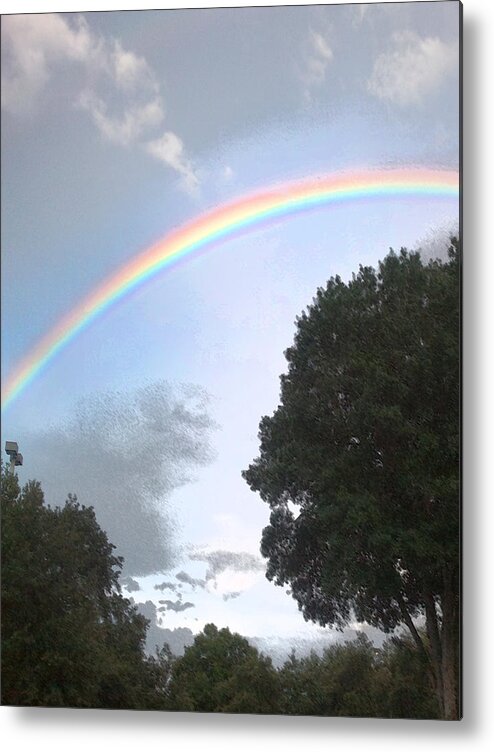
[279,634,381,717]
[277,633,438,718]
[243,242,460,719]
[167,623,280,714]
[377,633,440,719]
[1,465,164,709]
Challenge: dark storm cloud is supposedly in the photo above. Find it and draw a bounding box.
[158,599,195,613]
[21,381,216,577]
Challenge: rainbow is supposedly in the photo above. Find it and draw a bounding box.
[2,167,458,410]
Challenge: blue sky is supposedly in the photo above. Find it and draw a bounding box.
[1,1,460,653]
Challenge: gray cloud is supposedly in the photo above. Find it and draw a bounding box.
[175,570,206,590]
[154,581,180,593]
[121,576,140,593]
[222,591,241,602]
[189,549,266,582]
[20,381,216,577]
[414,223,459,264]
[158,599,195,613]
[133,600,194,655]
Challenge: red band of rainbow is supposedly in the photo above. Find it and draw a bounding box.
[2,167,459,410]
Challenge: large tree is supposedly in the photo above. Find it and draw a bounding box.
[243,242,460,719]
[1,465,167,709]
[167,623,280,714]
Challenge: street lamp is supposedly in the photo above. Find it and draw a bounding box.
[5,441,23,474]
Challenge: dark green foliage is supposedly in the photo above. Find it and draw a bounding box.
[377,634,440,719]
[165,622,438,718]
[243,242,460,718]
[278,634,380,717]
[167,624,280,714]
[278,632,438,719]
[1,465,168,709]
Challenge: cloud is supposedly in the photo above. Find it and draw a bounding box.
[154,581,180,593]
[121,576,140,593]
[21,381,216,576]
[79,91,164,147]
[111,40,158,93]
[222,591,241,602]
[145,132,199,195]
[170,550,265,598]
[367,31,457,106]
[1,13,198,188]
[189,549,265,581]
[133,600,194,655]
[222,165,234,182]
[414,223,459,264]
[1,13,92,114]
[158,599,195,613]
[299,29,333,100]
[351,5,368,27]
[175,570,206,589]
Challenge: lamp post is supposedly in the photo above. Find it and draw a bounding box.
[5,441,23,474]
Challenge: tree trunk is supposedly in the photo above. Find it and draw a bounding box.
[422,580,459,720]
[398,593,444,716]
[440,572,460,720]
[424,593,444,718]
[401,586,459,720]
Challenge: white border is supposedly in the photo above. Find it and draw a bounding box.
[1,1,493,750]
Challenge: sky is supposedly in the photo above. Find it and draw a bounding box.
[1,1,460,659]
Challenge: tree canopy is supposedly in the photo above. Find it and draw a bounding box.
[243,242,460,719]
[167,623,438,718]
[1,464,168,709]
[167,624,280,714]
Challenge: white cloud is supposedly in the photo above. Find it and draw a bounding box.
[79,91,164,146]
[311,31,333,64]
[352,5,368,28]
[1,13,92,114]
[213,569,260,596]
[111,39,157,92]
[145,131,199,194]
[1,13,198,189]
[367,31,458,107]
[185,548,266,596]
[299,28,333,100]
[222,165,234,182]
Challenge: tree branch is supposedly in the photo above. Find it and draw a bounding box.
[396,593,430,664]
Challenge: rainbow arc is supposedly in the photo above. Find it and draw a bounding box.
[2,167,459,410]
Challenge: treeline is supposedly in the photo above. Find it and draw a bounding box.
[165,623,439,718]
[1,467,437,717]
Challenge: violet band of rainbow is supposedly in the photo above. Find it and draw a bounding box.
[2,167,459,410]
